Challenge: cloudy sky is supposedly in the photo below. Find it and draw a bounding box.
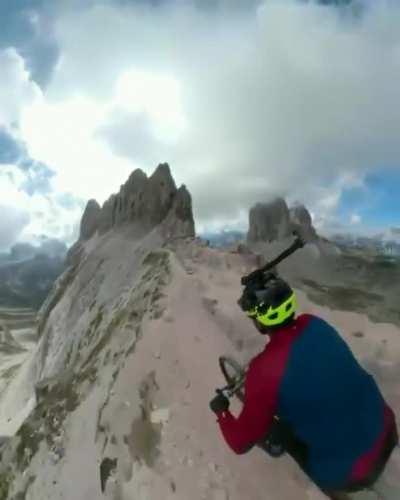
[0,0,399,250]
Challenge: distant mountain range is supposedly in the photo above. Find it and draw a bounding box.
[0,254,65,310]
[0,240,67,309]
[0,239,67,264]
[331,229,400,257]
[0,215,397,311]
[199,230,245,248]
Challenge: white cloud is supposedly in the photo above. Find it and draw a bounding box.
[113,69,186,141]
[0,165,81,248]
[10,0,400,235]
[0,169,30,249]
[350,213,362,224]
[20,92,135,202]
[0,205,30,251]
[0,48,41,128]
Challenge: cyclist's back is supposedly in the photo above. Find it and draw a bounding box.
[277,314,396,491]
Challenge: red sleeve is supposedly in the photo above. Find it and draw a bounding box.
[215,316,310,455]
[216,353,282,454]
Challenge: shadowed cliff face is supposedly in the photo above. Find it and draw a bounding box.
[247,199,317,244]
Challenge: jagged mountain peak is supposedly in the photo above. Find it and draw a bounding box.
[78,163,195,243]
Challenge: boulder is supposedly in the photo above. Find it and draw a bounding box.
[161,184,195,240]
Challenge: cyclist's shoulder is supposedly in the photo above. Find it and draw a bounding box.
[296,313,335,332]
[248,339,291,376]
[296,314,347,351]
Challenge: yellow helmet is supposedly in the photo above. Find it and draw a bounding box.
[240,276,297,328]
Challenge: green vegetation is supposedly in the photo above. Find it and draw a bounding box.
[142,250,169,268]
[301,279,383,310]
[16,423,44,470]
[1,364,22,380]
[0,470,13,500]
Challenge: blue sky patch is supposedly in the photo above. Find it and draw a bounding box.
[0,129,56,196]
[0,128,22,164]
[0,0,59,87]
[338,169,400,229]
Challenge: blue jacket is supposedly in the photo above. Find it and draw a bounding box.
[218,314,397,490]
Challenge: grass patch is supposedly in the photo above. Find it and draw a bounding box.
[90,307,105,336]
[1,364,21,380]
[142,250,169,268]
[81,310,124,371]
[0,470,14,500]
[33,376,81,452]
[300,279,384,311]
[16,423,44,470]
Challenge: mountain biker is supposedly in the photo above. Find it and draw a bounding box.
[209,274,399,499]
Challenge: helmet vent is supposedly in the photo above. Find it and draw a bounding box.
[286,303,292,311]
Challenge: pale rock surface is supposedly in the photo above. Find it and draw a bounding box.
[150,408,170,425]
[80,199,101,241]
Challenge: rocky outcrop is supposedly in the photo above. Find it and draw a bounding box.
[247,198,291,243]
[80,200,101,241]
[289,203,317,241]
[81,163,195,240]
[247,198,318,244]
[161,184,196,240]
